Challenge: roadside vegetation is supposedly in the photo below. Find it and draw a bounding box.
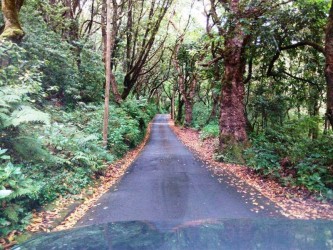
[155,0,333,202]
[184,0,333,201]
[0,1,157,238]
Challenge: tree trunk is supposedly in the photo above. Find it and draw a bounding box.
[110,72,122,104]
[206,62,220,124]
[120,0,171,100]
[101,0,122,104]
[183,76,197,127]
[211,93,219,118]
[184,100,193,127]
[325,1,333,130]
[101,0,107,63]
[172,36,196,127]
[0,0,25,42]
[176,93,184,124]
[109,0,122,104]
[219,23,249,150]
[171,92,175,120]
[102,0,111,147]
[121,76,134,100]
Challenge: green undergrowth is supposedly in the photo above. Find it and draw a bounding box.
[192,102,219,140]
[244,119,333,200]
[0,20,158,237]
[200,122,219,140]
[0,100,157,237]
[193,114,333,200]
[214,142,247,165]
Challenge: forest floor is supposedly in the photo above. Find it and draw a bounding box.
[170,119,333,220]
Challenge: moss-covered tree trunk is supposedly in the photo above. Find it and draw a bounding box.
[0,0,25,42]
[176,94,184,124]
[184,97,194,127]
[206,57,221,124]
[219,5,250,151]
[184,76,197,127]
[325,0,333,130]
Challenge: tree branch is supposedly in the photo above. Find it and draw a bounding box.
[281,41,325,54]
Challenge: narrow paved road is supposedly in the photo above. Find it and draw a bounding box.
[78,115,282,227]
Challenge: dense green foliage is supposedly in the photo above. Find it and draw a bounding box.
[244,120,333,198]
[181,1,333,200]
[0,99,156,235]
[0,2,157,237]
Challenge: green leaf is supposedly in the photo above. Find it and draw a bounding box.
[0,189,13,199]
[6,105,50,127]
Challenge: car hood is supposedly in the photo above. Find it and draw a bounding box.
[14,218,333,250]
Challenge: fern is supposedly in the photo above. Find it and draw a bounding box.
[3,205,19,223]
[0,160,41,235]
[76,134,99,146]
[0,113,10,126]
[0,87,28,103]
[0,100,11,108]
[7,105,50,127]
[0,93,22,103]
[0,108,10,114]
[0,190,12,198]
[0,86,50,128]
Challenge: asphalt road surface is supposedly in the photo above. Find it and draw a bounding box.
[78,114,282,227]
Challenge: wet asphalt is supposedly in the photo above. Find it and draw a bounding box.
[77,114,283,227]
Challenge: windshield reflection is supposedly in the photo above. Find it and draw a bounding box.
[15,219,333,250]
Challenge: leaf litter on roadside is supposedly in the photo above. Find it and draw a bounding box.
[1,122,153,248]
[170,119,333,220]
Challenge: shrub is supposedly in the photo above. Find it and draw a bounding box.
[200,122,219,140]
[244,134,281,177]
[0,150,41,235]
[192,102,212,128]
[244,118,333,198]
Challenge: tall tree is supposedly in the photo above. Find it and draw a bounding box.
[0,0,25,42]
[103,0,111,147]
[101,0,123,104]
[209,0,289,151]
[325,0,333,129]
[209,0,252,150]
[120,0,173,100]
[172,39,198,127]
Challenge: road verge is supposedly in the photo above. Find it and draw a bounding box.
[170,119,333,220]
[3,121,153,249]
